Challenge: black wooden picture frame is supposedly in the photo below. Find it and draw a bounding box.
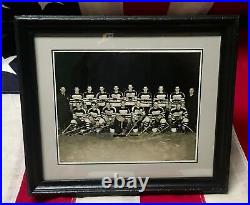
[15,15,238,196]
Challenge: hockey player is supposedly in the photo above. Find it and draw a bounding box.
[138,86,152,114]
[170,86,185,107]
[73,103,87,119]
[129,101,146,134]
[84,86,95,99]
[111,85,123,100]
[149,102,165,117]
[96,86,109,110]
[96,86,109,100]
[168,103,189,132]
[102,102,116,125]
[149,102,165,132]
[70,87,83,110]
[154,86,168,101]
[117,100,130,116]
[154,85,169,112]
[88,102,101,118]
[138,86,152,100]
[124,84,137,101]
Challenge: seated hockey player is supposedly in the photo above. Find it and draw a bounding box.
[88,102,101,119]
[168,103,189,132]
[102,102,116,125]
[70,87,83,110]
[139,116,152,135]
[73,103,87,119]
[111,114,129,136]
[111,85,123,100]
[149,102,165,118]
[129,101,146,134]
[170,86,185,108]
[96,86,109,110]
[149,102,165,132]
[117,100,130,116]
[124,84,137,101]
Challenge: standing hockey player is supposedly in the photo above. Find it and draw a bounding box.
[70,87,83,110]
[138,86,152,114]
[96,86,109,111]
[124,84,137,101]
[111,85,123,100]
[170,86,185,107]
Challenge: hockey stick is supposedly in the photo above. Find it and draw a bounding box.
[62,123,72,134]
[63,125,87,136]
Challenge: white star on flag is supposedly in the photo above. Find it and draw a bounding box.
[2,56,17,75]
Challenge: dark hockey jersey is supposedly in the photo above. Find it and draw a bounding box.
[124,90,137,100]
[111,91,123,100]
[102,107,116,116]
[170,92,185,102]
[117,106,130,115]
[138,92,152,100]
[169,107,188,119]
[155,92,168,100]
[149,107,164,116]
[96,92,109,100]
[88,108,100,116]
[84,92,95,99]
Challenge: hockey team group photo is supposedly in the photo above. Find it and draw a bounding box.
[54,51,201,163]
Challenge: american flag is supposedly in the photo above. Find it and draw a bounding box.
[2,2,248,203]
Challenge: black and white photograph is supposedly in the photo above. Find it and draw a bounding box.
[54,50,202,163]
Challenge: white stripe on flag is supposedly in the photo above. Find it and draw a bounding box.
[167,2,214,15]
[204,128,248,203]
[76,196,140,203]
[79,3,123,15]
[2,94,25,203]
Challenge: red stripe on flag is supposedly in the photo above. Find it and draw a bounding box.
[15,173,75,203]
[123,3,170,15]
[233,29,248,158]
[140,194,205,203]
[208,2,248,15]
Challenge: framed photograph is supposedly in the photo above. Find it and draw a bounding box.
[15,16,238,195]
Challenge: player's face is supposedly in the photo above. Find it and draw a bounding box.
[153,102,158,109]
[128,85,133,91]
[159,86,163,92]
[143,87,148,93]
[75,87,80,93]
[87,86,92,92]
[121,101,126,107]
[114,86,119,92]
[176,104,181,110]
[136,101,140,107]
[76,103,81,109]
[106,103,110,109]
[100,87,104,92]
[175,87,180,93]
